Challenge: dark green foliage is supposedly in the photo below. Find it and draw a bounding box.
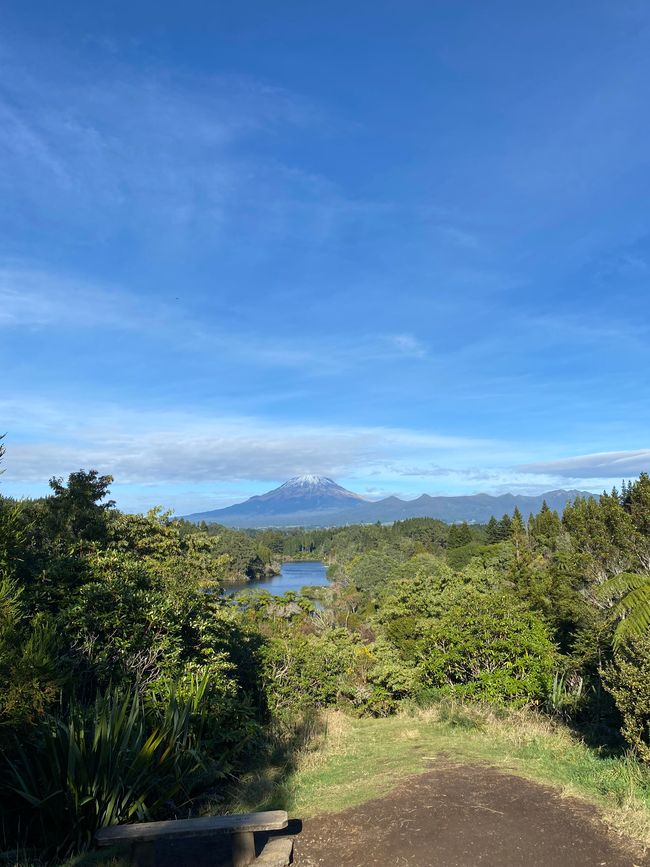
[484,513,513,543]
[46,470,115,545]
[499,513,512,538]
[0,466,268,858]
[602,634,650,761]
[0,496,24,577]
[344,549,403,595]
[390,517,448,551]
[0,577,62,742]
[3,678,218,858]
[203,523,271,581]
[447,522,472,549]
[528,501,562,552]
[446,541,487,570]
[485,516,501,544]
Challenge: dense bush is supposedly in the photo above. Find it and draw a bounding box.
[261,628,359,715]
[3,677,220,857]
[602,634,650,762]
[259,624,416,717]
[417,591,556,706]
[0,577,61,741]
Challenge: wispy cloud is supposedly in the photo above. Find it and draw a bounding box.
[387,333,429,359]
[0,261,432,375]
[0,265,143,329]
[519,449,650,478]
[0,46,383,252]
[0,397,623,511]
[0,399,497,489]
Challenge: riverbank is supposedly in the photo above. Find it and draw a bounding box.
[222,560,329,597]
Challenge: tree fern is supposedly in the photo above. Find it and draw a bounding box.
[598,572,650,649]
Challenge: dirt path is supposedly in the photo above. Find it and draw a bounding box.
[293,760,647,867]
[153,759,646,866]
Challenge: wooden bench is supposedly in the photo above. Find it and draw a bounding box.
[95,810,289,867]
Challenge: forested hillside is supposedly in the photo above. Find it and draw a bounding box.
[2,438,650,861]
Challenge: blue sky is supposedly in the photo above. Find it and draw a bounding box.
[1,0,650,513]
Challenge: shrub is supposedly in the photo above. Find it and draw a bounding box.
[418,590,556,706]
[0,578,61,741]
[360,638,417,715]
[1,676,220,858]
[261,629,358,715]
[260,630,417,717]
[602,633,650,762]
[446,541,485,570]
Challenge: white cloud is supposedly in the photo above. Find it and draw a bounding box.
[0,265,143,329]
[0,261,434,380]
[518,449,650,479]
[0,49,386,253]
[0,400,496,488]
[387,333,428,359]
[2,399,620,511]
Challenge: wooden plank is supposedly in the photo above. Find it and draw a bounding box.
[95,811,288,846]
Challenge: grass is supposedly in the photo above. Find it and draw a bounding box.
[0,850,129,867]
[18,700,650,864]
[232,701,650,850]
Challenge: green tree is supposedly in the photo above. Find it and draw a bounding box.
[485,516,501,544]
[47,469,115,545]
[509,507,530,565]
[562,493,634,582]
[628,473,650,572]
[602,633,650,762]
[529,501,562,552]
[0,577,61,741]
[498,513,512,539]
[448,522,472,549]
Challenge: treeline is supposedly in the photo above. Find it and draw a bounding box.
[2,441,650,862]
[247,508,534,568]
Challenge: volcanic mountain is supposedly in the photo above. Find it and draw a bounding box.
[183,475,592,528]
[188,475,365,522]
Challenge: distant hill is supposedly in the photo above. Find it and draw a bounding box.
[183,475,593,528]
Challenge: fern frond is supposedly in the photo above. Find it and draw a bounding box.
[612,584,650,649]
[597,572,650,601]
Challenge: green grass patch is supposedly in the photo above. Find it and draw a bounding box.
[233,702,650,848]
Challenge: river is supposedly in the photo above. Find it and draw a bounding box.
[223,560,329,597]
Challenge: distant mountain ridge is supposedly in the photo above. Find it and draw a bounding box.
[213,475,363,518]
[184,475,593,528]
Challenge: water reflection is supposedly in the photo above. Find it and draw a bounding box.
[223,560,328,597]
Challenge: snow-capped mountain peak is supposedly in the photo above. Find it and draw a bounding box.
[270,475,363,503]
[281,474,338,489]
[188,475,366,521]
[183,476,592,528]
